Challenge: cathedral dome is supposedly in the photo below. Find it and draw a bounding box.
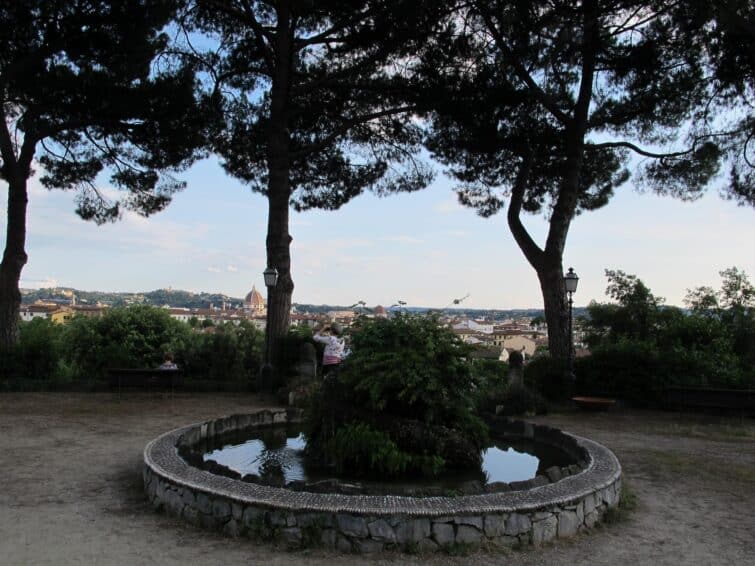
[244,285,265,312]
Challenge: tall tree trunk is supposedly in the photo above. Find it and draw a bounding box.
[0,177,29,350]
[264,167,293,380]
[537,259,570,361]
[261,0,293,388]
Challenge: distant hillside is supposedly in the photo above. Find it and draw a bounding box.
[21,287,244,309]
[21,287,583,318]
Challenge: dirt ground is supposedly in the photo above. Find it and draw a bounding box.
[0,393,753,566]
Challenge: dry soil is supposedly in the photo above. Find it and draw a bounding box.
[1,393,753,565]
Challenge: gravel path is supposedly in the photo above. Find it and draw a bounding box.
[0,393,753,565]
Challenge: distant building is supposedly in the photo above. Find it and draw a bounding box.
[373,305,388,318]
[19,303,72,324]
[69,305,107,318]
[244,284,266,314]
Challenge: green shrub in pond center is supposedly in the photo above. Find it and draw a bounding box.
[305,314,489,478]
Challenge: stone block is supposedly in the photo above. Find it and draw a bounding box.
[454,515,483,529]
[367,519,396,542]
[505,513,531,536]
[231,502,243,521]
[281,527,303,548]
[223,519,242,538]
[165,489,184,517]
[336,514,368,538]
[267,510,292,527]
[432,522,455,546]
[181,489,196,507]
[396,518,431,544]
[195,492,212,515]
[455,525,482,545]
[584,492,597,515]
[417,538,439,553]
[584,511,598,528]
[242,506,263,529]
[532,515,557,545]
[545,465,562,482]
[320,529,337,548]
[484,514,506,537]
[155,481,167,502]
[336,534,353,553]
[355,539,385,553]
[557,510,580,538]
[182,506,200,527]
[212,498,231,520]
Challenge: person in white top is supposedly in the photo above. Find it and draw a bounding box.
[313,323,346,377]
[158,353,178,370]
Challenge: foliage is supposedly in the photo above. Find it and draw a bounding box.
[0,0,211,348]
[418,0,753,361]
[496,383,548,417]
[62,306,190,380]
[182,1,442,366]
[306,314,488,477]
[524,355,571,401]
[578,269,754,404]
[0,1,210,220]
[471,358,508,413]
[338,315,483,429]
[323,423,443,477]
[0,307,265,389]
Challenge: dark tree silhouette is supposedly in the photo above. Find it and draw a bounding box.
[0,1,210,349]
[421,0,752,361]
[184,1,439,381]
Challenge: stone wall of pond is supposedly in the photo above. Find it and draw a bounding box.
[144,409,622,553]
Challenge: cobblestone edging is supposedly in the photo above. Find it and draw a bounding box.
[143,410,622,552]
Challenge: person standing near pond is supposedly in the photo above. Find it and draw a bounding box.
[313,323,346,378]
[158,353,178,370]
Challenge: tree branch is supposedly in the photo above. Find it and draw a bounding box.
[203,0,276,75]
[507,153,543,270]
[291,106,415,158]
[475,3,572,127]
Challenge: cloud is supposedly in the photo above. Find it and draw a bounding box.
[227,265,238,272]
[20,276,60,289]
[381,235,424,244]
[448,230,467,237]
[435,198,458,214]
[207,266,221,273]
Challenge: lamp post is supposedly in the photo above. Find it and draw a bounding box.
[261,267,278,389]
[564,267,579,384]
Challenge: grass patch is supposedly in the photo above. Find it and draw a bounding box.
[639,449,755,484]
[603,482,637,525]
[442,542,475,556]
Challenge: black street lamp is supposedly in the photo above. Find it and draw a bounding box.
[564,267,579,383]
[260,267,278,389]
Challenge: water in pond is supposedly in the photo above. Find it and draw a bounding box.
[202,426,574,490]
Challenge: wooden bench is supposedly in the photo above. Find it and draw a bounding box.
[107,368,183,396]
[571,396,616,411]
[665,387,755,415]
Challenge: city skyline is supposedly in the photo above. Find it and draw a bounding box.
[7,156,754,310]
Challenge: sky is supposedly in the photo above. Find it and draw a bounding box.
[5,155,754,310]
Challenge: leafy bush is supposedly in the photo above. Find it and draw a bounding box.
[62,305,191,380]
[306,314,488,478]
[496,383,548,416]
[0,318,68,388]
[2,306,265,389]
[524,355,571,401]
[576,268,754,404]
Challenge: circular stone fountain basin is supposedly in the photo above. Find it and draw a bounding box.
[197,425,579,496]
[144,408,622,552]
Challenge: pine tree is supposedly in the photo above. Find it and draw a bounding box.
[0,1,210,349]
